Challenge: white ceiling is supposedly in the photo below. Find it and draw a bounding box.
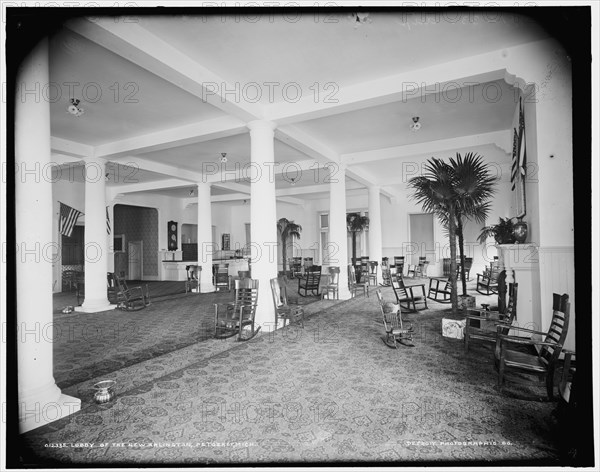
[46,10,552,203]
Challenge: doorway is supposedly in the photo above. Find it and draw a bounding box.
[409,213,434,265]
[128,241,143,280]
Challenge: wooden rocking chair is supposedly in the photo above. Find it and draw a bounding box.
[214,278,261,341]
[376,290,414,348]
[114,274,150,311]
[495,293,570,400]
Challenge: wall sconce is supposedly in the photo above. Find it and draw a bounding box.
[220,152,228,163]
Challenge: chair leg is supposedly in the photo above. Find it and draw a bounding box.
[546,370,555,401]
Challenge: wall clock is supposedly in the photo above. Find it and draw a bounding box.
[168,221,178,250]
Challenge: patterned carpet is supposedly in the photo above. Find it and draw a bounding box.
[18,280,567,466]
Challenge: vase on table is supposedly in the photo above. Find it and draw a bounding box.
[513,217,528,244]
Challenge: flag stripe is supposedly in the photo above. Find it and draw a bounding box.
[59,202,83,238]
[106,206,111,235]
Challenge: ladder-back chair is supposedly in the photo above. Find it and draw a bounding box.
[348,265,369,298]
[214,278,260,341]
[270,277,304,328]
[323,266,340,300]
[185,265,201,293]
[495,293,570,400]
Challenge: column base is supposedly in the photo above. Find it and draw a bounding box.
[75,299,116,313]
[20,394,81,434]
[200,282,216,293]
[338,286,353,300]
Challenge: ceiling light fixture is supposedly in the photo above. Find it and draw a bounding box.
[67,98,84,117]
[410,116,421,132]
[349,12,371,28]
[220,152,228,163]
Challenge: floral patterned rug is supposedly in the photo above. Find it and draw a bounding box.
[18,284,566,466]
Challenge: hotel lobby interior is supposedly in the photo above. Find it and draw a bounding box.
[5,5,594,469]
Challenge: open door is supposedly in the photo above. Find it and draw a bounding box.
[128,240,143,280]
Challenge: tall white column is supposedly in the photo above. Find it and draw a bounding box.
[197,182,215,292]
[77,157,113,313]
[329,164,351,299]
[15,39,81,433]
[368,185,383,284]
[247,121,278,329]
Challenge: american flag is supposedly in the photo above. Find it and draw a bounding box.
[106,206,111,235]
[59,202,83,237]
[511,97,526,191]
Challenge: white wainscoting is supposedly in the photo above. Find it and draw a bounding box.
[538,246,575,351]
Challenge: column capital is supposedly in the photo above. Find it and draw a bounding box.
[247,120,277,134]
[83,156,108,166]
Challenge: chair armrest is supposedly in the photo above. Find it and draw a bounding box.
[497,333,562,349]
[497,325,547,336]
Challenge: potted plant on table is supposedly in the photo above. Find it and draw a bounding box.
[477,217,516,245]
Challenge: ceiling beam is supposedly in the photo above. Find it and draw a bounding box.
[342,130,512,165]
[94,116,247,160]
[51,137,94,158]
[66,18,264,122]
[114,155,204,183]
[264,45,526,125]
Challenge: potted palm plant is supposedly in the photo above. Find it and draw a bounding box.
[408,153,497,314]
[277,218,302,276]
[346,212,370,266]
[450,153,497,302]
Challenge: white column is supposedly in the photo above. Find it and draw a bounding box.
[15,38,81,433]
[247,121,278,329]
[329,164,351,299]
[368,185,383,284]
[76,157,114,313]
[197,182,215,292]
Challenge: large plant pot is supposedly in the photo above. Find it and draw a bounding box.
[458,294,476,311]
[513,218,528,244]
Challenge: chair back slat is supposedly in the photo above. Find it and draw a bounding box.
[391,279,409,300]
[540,294,570,364]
